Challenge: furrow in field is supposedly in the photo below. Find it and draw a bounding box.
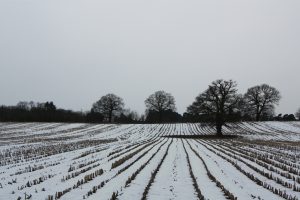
[183,139,227,200]
[198,140,300,199]
[189,140,284,200]
[146,139,198,200]
[116,140,171,199]
[78,139,168,200]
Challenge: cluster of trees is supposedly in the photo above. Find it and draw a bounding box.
[90,94,140,123]
[183,80,298,135]
[0,101,86,122]
[89,91,181,123]
[185,80,282,135]
[1,79,299,135]
[87,80,296,134]
[273,114,297,121]
[0,99,140,124]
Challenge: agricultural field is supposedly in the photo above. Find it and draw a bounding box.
[0,122,300,200]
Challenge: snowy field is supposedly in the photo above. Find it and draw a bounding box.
[0,122,300,200]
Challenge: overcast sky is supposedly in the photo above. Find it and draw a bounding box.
[0,0,299,115]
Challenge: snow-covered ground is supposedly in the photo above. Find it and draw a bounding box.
[0,122,300,200]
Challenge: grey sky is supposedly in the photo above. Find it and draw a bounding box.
[0,0,299,115]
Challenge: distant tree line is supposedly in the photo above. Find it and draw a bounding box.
[0,101,86,123]
[0,80,299,132]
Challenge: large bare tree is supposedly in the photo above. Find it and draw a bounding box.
[244,84,281,121]
[145,91,176,122]
[187,79,240,136]
[92,93,124,122]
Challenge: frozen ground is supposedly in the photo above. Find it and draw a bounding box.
[0,122,300,200]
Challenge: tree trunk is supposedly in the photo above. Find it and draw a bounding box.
[216,113,223,136]
[216,121,223,136]
[256,105,260,121]
[109,111,112,123]
[256,113,260,121]
[159,111,163,123]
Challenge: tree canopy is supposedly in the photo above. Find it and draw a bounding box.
[92,94,124,122]
[187,79,240,135]
[244,84,281,121]
[145,91,176,122]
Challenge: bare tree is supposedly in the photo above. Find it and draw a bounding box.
[244,84,281,121]
[145,91,176,122]
[296,108,300,120]
[92,94,124,122]
[187,79,240,136]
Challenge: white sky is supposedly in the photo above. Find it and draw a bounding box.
[0,0,299,115]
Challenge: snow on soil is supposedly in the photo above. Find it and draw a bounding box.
[146,139,197,200]
[0,122,300,200]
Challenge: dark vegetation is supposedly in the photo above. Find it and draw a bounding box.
[163,135,240,139]
[0,102,86,123]
[0,79,299,135]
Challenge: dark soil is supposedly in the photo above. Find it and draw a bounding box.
[161,135,240,139]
